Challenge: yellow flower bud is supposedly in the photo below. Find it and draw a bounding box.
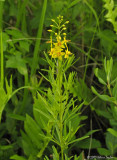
[47,30,52,32]
[63,28,66,30]
[65,21,69,24]
[62,24,65,27]
[63,33,66,36]
[51,19,55,22]
[50,25,54,27]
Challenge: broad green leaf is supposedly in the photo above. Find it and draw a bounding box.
[71,78,93,104]
[33,92,54,129]
[24,114,43,149]
[106,130,117,154]
[6,53,27,75]
[76,138,101,149]
[97,148,111,156]
[96,109,112,119]
[6,29,24,39]
[21,130,38,157]
[107,128,117,137]
[98,30,117,56]
[19,41,30,52]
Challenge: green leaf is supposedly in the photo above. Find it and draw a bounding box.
[112,81,117,100]
[21,130,38,157]
[98,30,117,56]
[103,0,117,33]
[5,76,12,99]
[77,138,101,149]
[94,68,106,85]
[68,0,81,8]
[96,109,112,119]
[107,128,117,137]
[71,78,93,104]
[0,86,7,121]
[7,113,25,121]
[10,155,27,160]
[33,92,54,129]
[97,148,111,156]
[24,114,43,149]
[19,40,30,52]
[52,146,60,160]
[85,129,99,137]
[6,53,27,75]
[0,145,13,150]
[106,129,117,154]
[67,136,89,145]
[91,86,116,103]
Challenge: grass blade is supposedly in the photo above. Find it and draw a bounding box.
[31,0,47,76]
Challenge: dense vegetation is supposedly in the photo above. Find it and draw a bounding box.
[0,0,117,159]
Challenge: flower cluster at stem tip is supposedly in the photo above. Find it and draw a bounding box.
[47,15,72,60]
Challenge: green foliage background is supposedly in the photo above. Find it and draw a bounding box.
[0,0,117,159]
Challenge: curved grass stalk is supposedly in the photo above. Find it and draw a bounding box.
[0,1,4,87]
[31,0,47,76]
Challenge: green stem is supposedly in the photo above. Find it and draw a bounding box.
[83,28,96,82]
[107,82,112,97]
[31,0,47,76]
[58,60,64,160]
[0,31,3,88]
[0,1,4,87]
[19,73,29,114]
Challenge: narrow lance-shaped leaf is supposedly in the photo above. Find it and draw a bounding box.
[91,86,117,104]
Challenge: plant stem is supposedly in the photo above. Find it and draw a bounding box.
[58,60,64,160]
[31,0,47,76]
[19,73,29,114]
[83,28,96,82]
[0,1,4,87]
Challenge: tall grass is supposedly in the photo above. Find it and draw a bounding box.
[31,0,47,76]
[0,1,4,87]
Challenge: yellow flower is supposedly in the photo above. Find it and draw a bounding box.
[47,16,72,60]
[49,47,55,56]
[65,48,72,58]
[63,36,70,47]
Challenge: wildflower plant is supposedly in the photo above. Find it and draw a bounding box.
[25,16,88,159]
[10,16,90,160]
